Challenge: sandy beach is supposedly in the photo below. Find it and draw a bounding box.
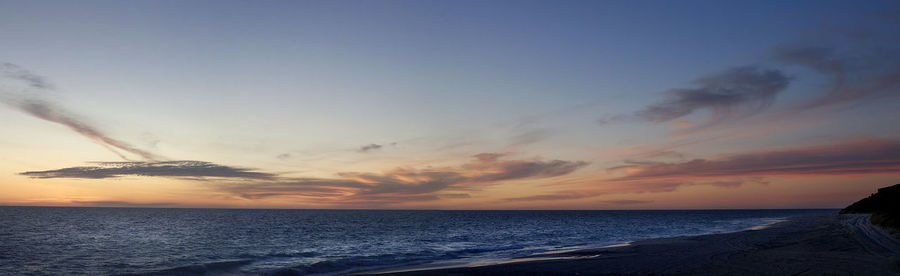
[363,214,900,275]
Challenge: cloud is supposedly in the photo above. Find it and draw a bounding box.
[218,180,356,199]
[604,199,653,205]
[282,154,586,199]
[1,62,53,89]
[471,159,589,182]
[70,200,176,208]
[503,192,654,204]
[25,154,588,206]
[773,44,900,110]
[502,177,771,202]
[21,161,276,180]
[15,99,162,160]
[635,66,791,126]
[602,26,900,135]
[504,192,592,201]
[609,138,900,180]
[276,153,292,160]
[229,154,586,203]
[509,129,550,146]
[358,143,383,153]
[1,63,160,161]
[438,193,471,199]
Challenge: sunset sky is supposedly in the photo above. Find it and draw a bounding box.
[1,0,899,209]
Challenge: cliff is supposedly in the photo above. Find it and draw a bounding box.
[841,183,900,231]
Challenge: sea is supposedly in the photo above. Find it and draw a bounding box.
[0,207,836,275]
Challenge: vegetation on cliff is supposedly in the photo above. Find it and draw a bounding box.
[841,183,900,233]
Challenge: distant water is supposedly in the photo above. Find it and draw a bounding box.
[0,207,835,275]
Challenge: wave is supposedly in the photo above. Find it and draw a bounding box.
[117,259,254,276]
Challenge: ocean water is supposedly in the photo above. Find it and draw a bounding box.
[0,207,835,275]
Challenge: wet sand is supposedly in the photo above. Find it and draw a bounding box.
[362,214,900,275]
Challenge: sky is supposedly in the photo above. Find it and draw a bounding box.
[1,0,899,209]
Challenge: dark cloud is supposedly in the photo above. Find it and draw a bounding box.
[609,138,900,180]
[473,153,505,162]
[595,114,629,126]
[21,161,276,180]
[773,44,900,110]
[358,143,383,153]
[604,28,900,132]
[1,62,160,161]
[636,66,791,125]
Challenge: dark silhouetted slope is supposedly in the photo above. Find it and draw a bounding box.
[841,183,900,231]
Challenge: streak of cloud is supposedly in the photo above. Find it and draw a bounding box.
[21,161,276,180]
[604,199,653,205]
[276,153,292,160]
[1,62,52,89]
[503,192,592,201]
[15,99,162,160]
[508,129,551,147]
[773,43,900,110]
[70,200,176,208]
[358,143,383,153]
[1,63,161,161]
[504,177,771,202]
[609,138,900,180]
[635,66,791,127]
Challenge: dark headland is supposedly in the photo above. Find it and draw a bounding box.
[841,183,900,235]
[362,184,900,275]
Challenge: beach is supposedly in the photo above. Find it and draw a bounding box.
[365,214,900,275]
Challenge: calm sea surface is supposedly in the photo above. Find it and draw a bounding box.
[0,207,835,275]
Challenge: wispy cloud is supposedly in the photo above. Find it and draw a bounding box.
[358,143,383,153]
[1,63,161,161]
[508,128,551,147]
[276,153,292,160]
[1,62,53,89]
[773,43,900,110]
[635,66,791,128]
[609,138,900,180]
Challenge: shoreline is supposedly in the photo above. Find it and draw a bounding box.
[352,216,793,275]
[358,214,900,275]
